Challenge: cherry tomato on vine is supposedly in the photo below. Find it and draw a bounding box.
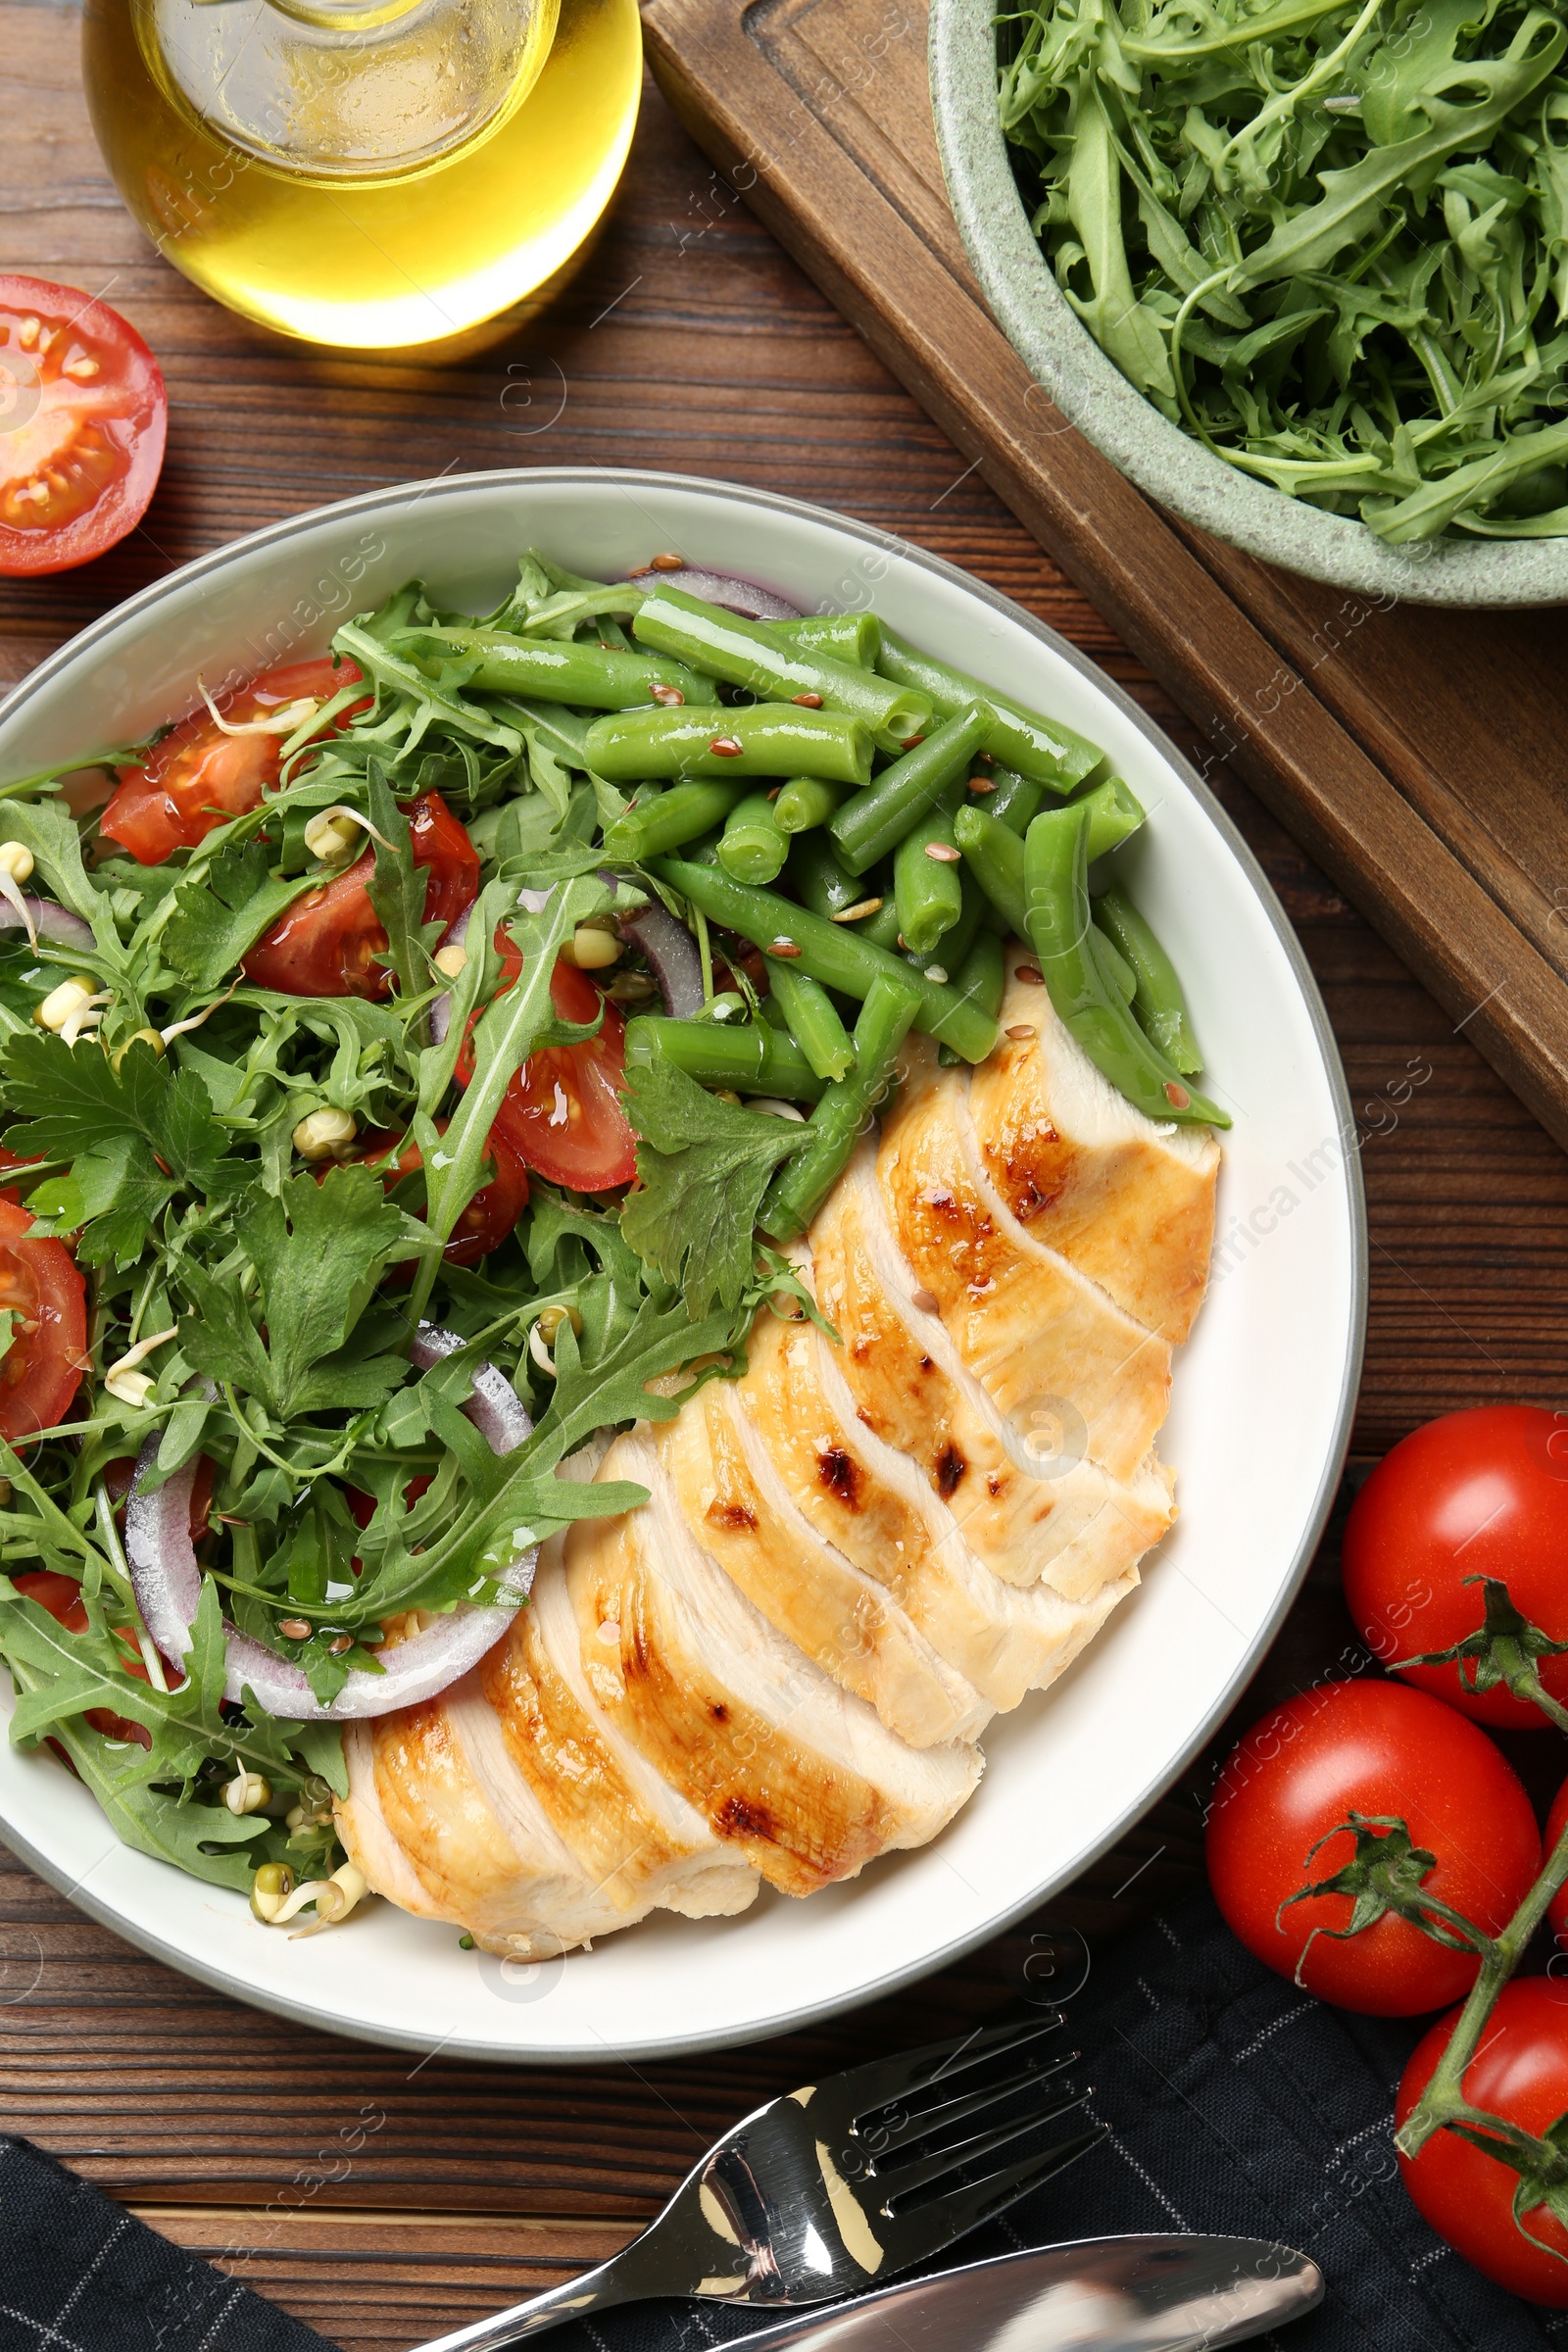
[0,1200,86,1444]
[1343,1406,1568,1730]
[0,276,166,577]
[456,938,636,1193]
[1205,1680,1540,2014]
[243,790,478,999]
[356,1121,530,1267]
[1397,1980,1568,2303]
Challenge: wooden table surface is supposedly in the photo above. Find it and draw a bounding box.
[4,11,1568,2346]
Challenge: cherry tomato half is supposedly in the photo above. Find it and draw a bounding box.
[1397,1981,1568,2303]
[357,1121,530,1267]
[0,276,166,577]
[243,791,478,999]
[0,1200,87,1445]
[1205,1679,1540,2015]
[457,939,637,1193]
[102,656,369,867]
[1344,1406,1568,1729]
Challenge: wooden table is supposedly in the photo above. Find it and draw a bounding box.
[4,16,1568,2347]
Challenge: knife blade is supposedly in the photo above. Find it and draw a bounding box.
[724,2234,1323,2352]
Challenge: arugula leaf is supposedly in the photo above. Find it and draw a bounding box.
[0,800,113,951]
[163,842,323,990]
[620,1052,802,1316]
[364,764,429,1003]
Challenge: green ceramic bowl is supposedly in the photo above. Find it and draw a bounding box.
[928,0,1568,609]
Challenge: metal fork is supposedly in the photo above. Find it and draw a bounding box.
[418,2012,1102,2351]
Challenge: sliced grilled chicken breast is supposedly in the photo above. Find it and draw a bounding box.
[564,1430,982,1896]
[877,1045,1170,1480]
[969,956,1219,1343]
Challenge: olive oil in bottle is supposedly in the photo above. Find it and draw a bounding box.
[82,0,642,349]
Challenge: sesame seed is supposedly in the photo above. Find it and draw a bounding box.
[924,841,961,862]
[277,1618,311,1641]
[649,681,684,706]
[1014,963,1046,985]
[650,552,685,571]
[966,775,995,793]
[1165,1080,1192,1109]
[900,734,925,751]
[830,897,883,923]
[769,936,803,957]
[924,963,948,984]
[1006,1023,1037,1042]
[709,736,743,757]
[792,691,823,708]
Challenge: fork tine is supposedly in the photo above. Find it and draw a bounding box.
[877,2086,1091,2206]
[822,2012,1066,2133]
[852,2042,1077,2158]
[899,2122,1107,2241]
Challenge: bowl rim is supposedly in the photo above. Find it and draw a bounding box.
[928,0,1568,611]
[0,466,1368,2057]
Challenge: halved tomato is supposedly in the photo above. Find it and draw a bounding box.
[243,791,479,999]
[101,656,369,866]
[0,1200,86,1443]
[357,1120,530,1267]
[0,276,167,577]
[457,938,636,1193]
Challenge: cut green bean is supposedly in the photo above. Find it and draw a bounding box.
[763,613,881,666]
[717,791,789,886]
[758,972,921,1243]
[1095,883,1203,1075]
[894,806,963,957]
[1068,775,1145,861]
[632,585,929,752]
[604,782,750,861]
[789,829,865,920]
[952,928,1005,1026]
[1023,808,1228,1127]
[829,703,994,875]
[774,775,851,835]
[876,628,1102,790]
[985,765,1044,835]
[1094,925,1137,1004]
[858,896,906,954]
[762,955,855,1082]
[584,703,872,786]
[623,1013,826,1102]
[955,805,1026,938]
[395,627,719,710]
[653,858,1000,1062]
[914,870,985,982]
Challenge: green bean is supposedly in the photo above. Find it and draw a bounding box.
[1069,775,1145,859]
[829,704,994,875]
[758,972,920,1243]
[1023,809,1228,1127]
[876,628,1102,790]
[790,830,871,920]
[584,703,872,786]
[632,585,929,752]
[762,954,855,1082]
[1094,925,1137,1004]
[774,775,850,835]
[653,857,1000,1063]
[915,871,985,983]
[1095,883,1203,1075]
[858,896,906,954]
[953,928,1006,1027]
[395,627,719,710]
[894,805,963,956]
[604,782,750,861]
[983,765,1044,834]
[624,1013,826,1102]
[718,790,789,886]
[762,614,881,666]
[955,805,1026,937]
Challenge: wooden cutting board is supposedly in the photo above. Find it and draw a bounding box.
[642,0,1568,1151]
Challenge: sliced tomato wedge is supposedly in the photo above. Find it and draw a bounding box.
[0,1200,86,1443]
[243,791,479,999]
[0,276,167,577]
[12,1569,152,1746]
[357,1120,530,1267]
[101,655,370,866]
[458,938,636,1192]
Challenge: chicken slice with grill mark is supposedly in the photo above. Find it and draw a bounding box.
[564,1430,982,1895]
[663,1371,990,1746]
[970,956,1219,1343]
[479,1544,760,1926]
[877,1043,1170,1481]
[812,1142,1175,1597]
[730,1295,1144,1709]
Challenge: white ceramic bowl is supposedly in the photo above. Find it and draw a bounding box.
[0,468,1365,2062]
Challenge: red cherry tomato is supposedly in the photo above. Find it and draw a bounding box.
[0,1200,87,1444]
[1397,1981,1568,2302]
[0,276,166,577]
[11,1569,152,1745]
[357,1121,530,1267]
[1205,1679,1540,2015]
[457,939,636,1192]
[101,657,369,867]
[242,791,478,999]
[1344,1406,1568,1729]
[0,1147,36,1204]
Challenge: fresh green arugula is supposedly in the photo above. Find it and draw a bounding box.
[621,1051,804,1316]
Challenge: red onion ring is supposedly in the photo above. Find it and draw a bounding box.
[618,905,704,1018]
[0,897,96,952]
[627,566,802,622]
[122,1327,536,1721]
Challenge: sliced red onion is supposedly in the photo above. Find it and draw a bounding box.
[122,1332,537,1721]
[427,903,473,1050]
[618,904,704,1017]
[0,897,96,952]
[627,566,802,622]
